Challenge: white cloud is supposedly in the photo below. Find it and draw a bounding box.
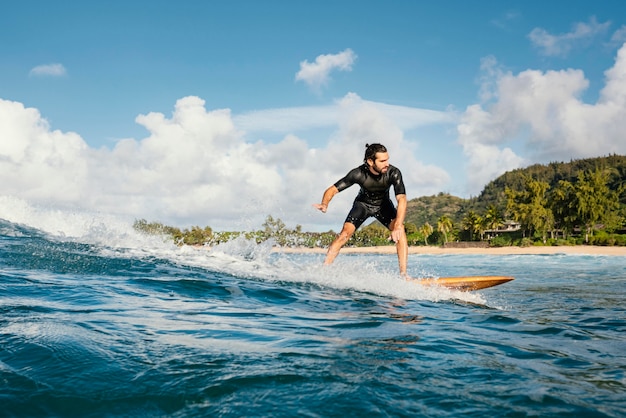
[458,44,626,195]
[234,105,338,133]
[234,97,453,134]
[601,42,626,106]
[29,63,67,77]
[528,17,611,57]
[611,26,626,45]
[0,99,88,202]
[0,94,453,231]
[295,49,357,90]
[490,10,521,30]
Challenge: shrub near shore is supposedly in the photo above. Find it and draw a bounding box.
[134,216,626,249]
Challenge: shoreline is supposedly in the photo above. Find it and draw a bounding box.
[273,245,626,256]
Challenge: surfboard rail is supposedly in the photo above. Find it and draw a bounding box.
[409,275,514,291]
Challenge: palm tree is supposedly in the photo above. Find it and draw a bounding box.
[483,205,504,240]
[420,222,434,245]
[437,215,453,244]
[462,210,482,241]
[484,205,504,231]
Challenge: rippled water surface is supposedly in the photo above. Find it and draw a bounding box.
[1,218,625,417]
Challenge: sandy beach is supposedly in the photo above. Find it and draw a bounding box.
[274,245,626,256]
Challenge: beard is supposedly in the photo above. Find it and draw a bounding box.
[371,164,388,174]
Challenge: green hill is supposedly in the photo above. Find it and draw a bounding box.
[406,154,626,228]
[406,193,468,227]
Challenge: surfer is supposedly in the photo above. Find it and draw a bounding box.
[313,143,409,277]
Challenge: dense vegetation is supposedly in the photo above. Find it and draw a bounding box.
[135,155,626,248]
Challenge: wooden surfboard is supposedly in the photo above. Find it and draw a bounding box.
[409,275,514,291]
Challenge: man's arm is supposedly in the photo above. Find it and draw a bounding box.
[312,185,339,213]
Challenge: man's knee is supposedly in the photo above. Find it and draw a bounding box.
[338,223,356,241]
[338,230,353,242]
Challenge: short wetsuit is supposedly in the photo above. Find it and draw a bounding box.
[333,164,406,229]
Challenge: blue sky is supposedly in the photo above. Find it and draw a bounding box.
[1,1,626,231]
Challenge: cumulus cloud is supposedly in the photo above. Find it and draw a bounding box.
[29,63,67,77]
[528,17,610,57]
[295,49,357,90]
[0,99,88,203]
[0,94,452,231]
[457,43,626,194]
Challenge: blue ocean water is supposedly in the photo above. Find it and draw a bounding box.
[1,201,625,417]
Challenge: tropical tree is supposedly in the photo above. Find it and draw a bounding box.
[404,222,419,236]
[437,215,453,244]
[181,225,213,245]
[261,215,288,243]
[483,205,504,232]
[354,222,390,246]
[549,180,577,239]
[505,176,553,242]
[404,222,421,245]
[261,215,282,233]
[573,168,620,243]
[461,210,483,241]
[420,222,434,245]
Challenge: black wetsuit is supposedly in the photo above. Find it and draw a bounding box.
[334,164,406,229]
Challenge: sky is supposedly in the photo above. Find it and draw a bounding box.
[1,1,626,232]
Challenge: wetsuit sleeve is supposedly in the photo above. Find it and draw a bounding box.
[391,167,406,196]
[333,167,362,192]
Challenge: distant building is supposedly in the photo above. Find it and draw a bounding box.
[484,220,521,240]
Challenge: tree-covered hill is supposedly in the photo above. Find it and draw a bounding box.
[469,154,626,212]
[406,154,626,227]
[405,193,468,228]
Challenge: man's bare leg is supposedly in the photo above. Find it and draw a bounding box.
[396,235,408,278]
[324,222,356,265]
[390,219,408,278]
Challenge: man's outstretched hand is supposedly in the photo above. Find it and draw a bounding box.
[312,203,328,213]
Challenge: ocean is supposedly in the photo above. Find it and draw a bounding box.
[1,199,625,417]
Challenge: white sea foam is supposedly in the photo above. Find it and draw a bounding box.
[0,195,487,304]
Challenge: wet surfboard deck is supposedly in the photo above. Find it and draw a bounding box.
[409,275,514,291]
